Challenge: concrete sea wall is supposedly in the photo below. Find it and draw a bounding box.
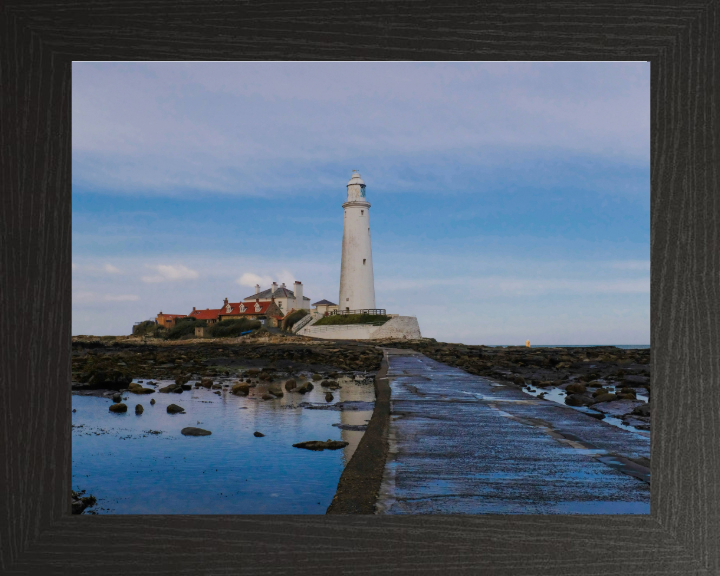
[299,316,421,340]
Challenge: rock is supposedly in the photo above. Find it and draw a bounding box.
[181,383,193,391]
[592,388,609,397]
[158,383,183,394]
[565,383,587,394]
[253,431,265,437]
[622,375,650,386]
[321,380,340,389]
[592,399,644,416]
[591,393,618,404]
[622,415,651,430]
[261,394,275,400]
[211,383,222,389]
[325,392,334,402]
[617,393,636,400]
[564,394,590,407]
[81,368,133,390]
[112,393,122,403]
[331,423,367,431]
[109,403,127,413]
[231,383,250,396]
[181,427,211,436]
[214,391,221,396]
[284,379,297,391]
[150,398,156,405]
[135,404,144,414]
[513,376,525,385]
[632,403,651,417]
[268,388,284,398]
[311,374,322,381]
[587,380,603,388]
[292,439,349,451]
[200,378,213,389]
[296,382,314,394]
[128,383,154,394]
[166,404,185,414]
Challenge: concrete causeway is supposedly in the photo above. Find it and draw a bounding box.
[376,349,651,514]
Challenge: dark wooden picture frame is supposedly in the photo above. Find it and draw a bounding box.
[2,2,718,574]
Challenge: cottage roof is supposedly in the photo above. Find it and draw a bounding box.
[312,299,337,306]
[188,308,221,321]
[243,287,310,301]
[220,300,274,316]
[159,313,186,318]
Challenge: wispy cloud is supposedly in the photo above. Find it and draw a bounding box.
[104,263,121,274]
[72,62,649,198]
[141,264,199,283]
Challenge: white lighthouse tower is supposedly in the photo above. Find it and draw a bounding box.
[339,170,376,312]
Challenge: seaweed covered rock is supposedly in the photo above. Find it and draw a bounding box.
[292,439,349,451]
[109,403,127,413]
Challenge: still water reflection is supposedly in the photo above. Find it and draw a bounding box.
[72,376,374,514]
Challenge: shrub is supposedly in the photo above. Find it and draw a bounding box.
[132,320,156,336]
[166,317,205,340]
[207,318,261,338]
[282,309,309,331]
[313,314,389,327]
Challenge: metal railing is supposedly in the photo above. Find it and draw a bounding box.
[328,308,386,316]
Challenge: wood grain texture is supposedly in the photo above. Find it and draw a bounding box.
[1,1,718,574]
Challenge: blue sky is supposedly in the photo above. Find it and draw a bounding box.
[72,62,649,344]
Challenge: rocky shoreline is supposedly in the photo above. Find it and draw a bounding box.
[72,336,651,514]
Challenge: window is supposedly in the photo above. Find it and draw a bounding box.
[360,210,364,216]
[346,298,349,302]
[363,259,366,265]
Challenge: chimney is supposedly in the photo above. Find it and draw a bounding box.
[223,298,228,306]
[272,281,278,295]
[192,307,196,311]
[255,284,260,294]
[294,281,303,307]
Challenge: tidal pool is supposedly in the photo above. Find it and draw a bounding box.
[72,375,374,514]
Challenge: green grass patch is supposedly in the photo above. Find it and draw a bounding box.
[207,318,261,338]
[313,314,390,327]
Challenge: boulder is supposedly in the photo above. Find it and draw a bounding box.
[166,404,185,414]
[565,383,587,394]
[592,388,609,397]
[632,403,651,417]
[211,383,222,390]
[565,394,590,407]
[181,427,211,436]
[592,399,644,416]
[200,378,213,389]
[321,380,340,389]
[587,380,603,388]
[128,383,154,394]
[112,393,122,403]
[261,394,275,400]
[292,439,349,451]
[181,383,193,391]
[150,398,156,405]
[109,403,127,413]
[158,383,183,394]
[284,379,297,391]
[592,393,618,404]
[135,404,144,414]
[253,431,265,437]
[325,392,334,403]
[311,374,322,381]
[83,369,133,390]
[268,389,284,398]
[231,383,250,396]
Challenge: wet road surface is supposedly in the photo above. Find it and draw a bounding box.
[376,350,651,514]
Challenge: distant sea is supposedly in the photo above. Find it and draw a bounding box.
[488,345,650,349]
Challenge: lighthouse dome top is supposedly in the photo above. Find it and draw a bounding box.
[347,171,366,187]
